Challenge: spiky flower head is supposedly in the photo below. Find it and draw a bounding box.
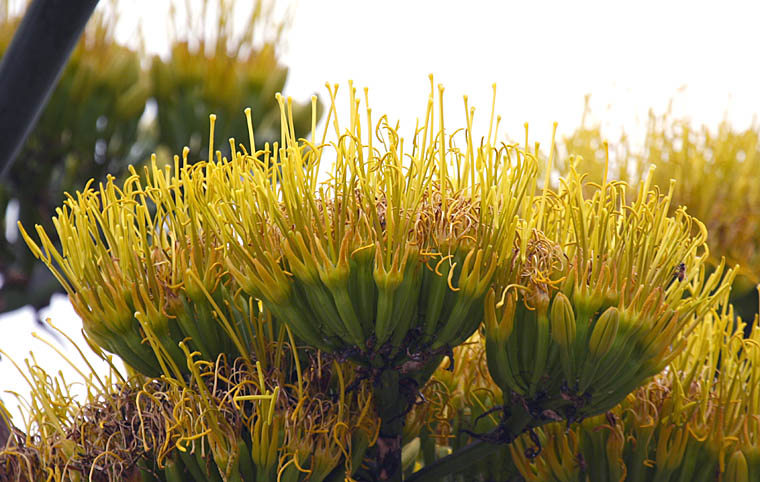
[0,318,377,482]
[208,78,536,373]
[561,106,760,295]
[19,152,263,377]
[484,156,736,436]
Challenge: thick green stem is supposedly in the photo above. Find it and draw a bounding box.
[375,369,407,482]
[406,402,533,482]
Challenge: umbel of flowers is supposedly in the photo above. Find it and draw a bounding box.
[483,159,734,432]
[20,77,539,479]
[559,104,760,319]
[0,0,320,318]
[15,79,735,481]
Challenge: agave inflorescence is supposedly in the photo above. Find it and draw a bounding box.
[17,77,540,479]
[211,79,535,357]
[0,319,378,482]
[19,151,263,377]
[482,156,736,439]
[385,152,736,480]
[200,79,540,478]
[0,0,319,316]
[10,76,747,481]
[560,102,760,313]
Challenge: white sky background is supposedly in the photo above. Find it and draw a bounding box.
[2,0,760,425]
[280,0,760,144]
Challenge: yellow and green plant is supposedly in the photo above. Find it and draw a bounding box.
[462,155,735,475]
[560,100,760,313]
[0,316,378,481]
[2,78,748,481]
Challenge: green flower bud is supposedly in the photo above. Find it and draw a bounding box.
[588,307,619,358]
[550,292,575,347]
[727,451,749,482]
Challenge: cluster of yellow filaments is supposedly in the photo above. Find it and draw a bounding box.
[560,105,760,295]
[399,155,736,477]
[6,77,743,481]
[483,154,735,434]
[215,80,536,364]
[0,320,378,482]
[21,77,537,375]
[13,76,541,480]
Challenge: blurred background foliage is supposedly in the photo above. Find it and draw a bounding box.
[0,0,320,315]
[556,96,760,321]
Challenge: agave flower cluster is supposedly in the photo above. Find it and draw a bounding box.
[0,321,378,482]
[483,161,734,435]
[560,104,760,298]
[405,162,735,478]
[7,79,738,481]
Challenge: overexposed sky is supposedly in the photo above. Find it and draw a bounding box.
[281,0,760,143]
[2,0,760,425]
[111,0,760,142]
